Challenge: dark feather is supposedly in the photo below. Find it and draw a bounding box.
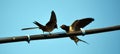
[71,18,94,28]
[54,24,58,28]
[46,11,57,26]
[21,27,39,30]
[33,21,44,29]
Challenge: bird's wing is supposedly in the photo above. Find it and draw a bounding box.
[21,27,39,30]
[71,18,94,29]
[46,11,57,28]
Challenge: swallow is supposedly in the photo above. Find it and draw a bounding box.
[21,11,58,34]
[61,18,94,45]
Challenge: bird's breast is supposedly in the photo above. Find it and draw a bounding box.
[69,26,75,32]
[69,26,80,33]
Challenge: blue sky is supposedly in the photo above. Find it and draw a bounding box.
[0,0,120,54]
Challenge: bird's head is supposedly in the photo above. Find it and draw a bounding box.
[60,24,69,32]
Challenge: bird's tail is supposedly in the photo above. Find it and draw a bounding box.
[21,27,39,30]
[33,21,44,29]
[73,37,80,45]
[79,39,89,44]
[70,36,88,45]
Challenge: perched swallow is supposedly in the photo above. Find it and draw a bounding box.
[61,18,94,45]
[21,11,58,34]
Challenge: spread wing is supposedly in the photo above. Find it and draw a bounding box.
[46,10,57,28]
[70,18,94,44]
[71,18,94,29]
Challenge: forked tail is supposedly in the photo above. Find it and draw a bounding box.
[21,27,39,30]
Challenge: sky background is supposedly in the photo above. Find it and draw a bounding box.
[0,0,120,54]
